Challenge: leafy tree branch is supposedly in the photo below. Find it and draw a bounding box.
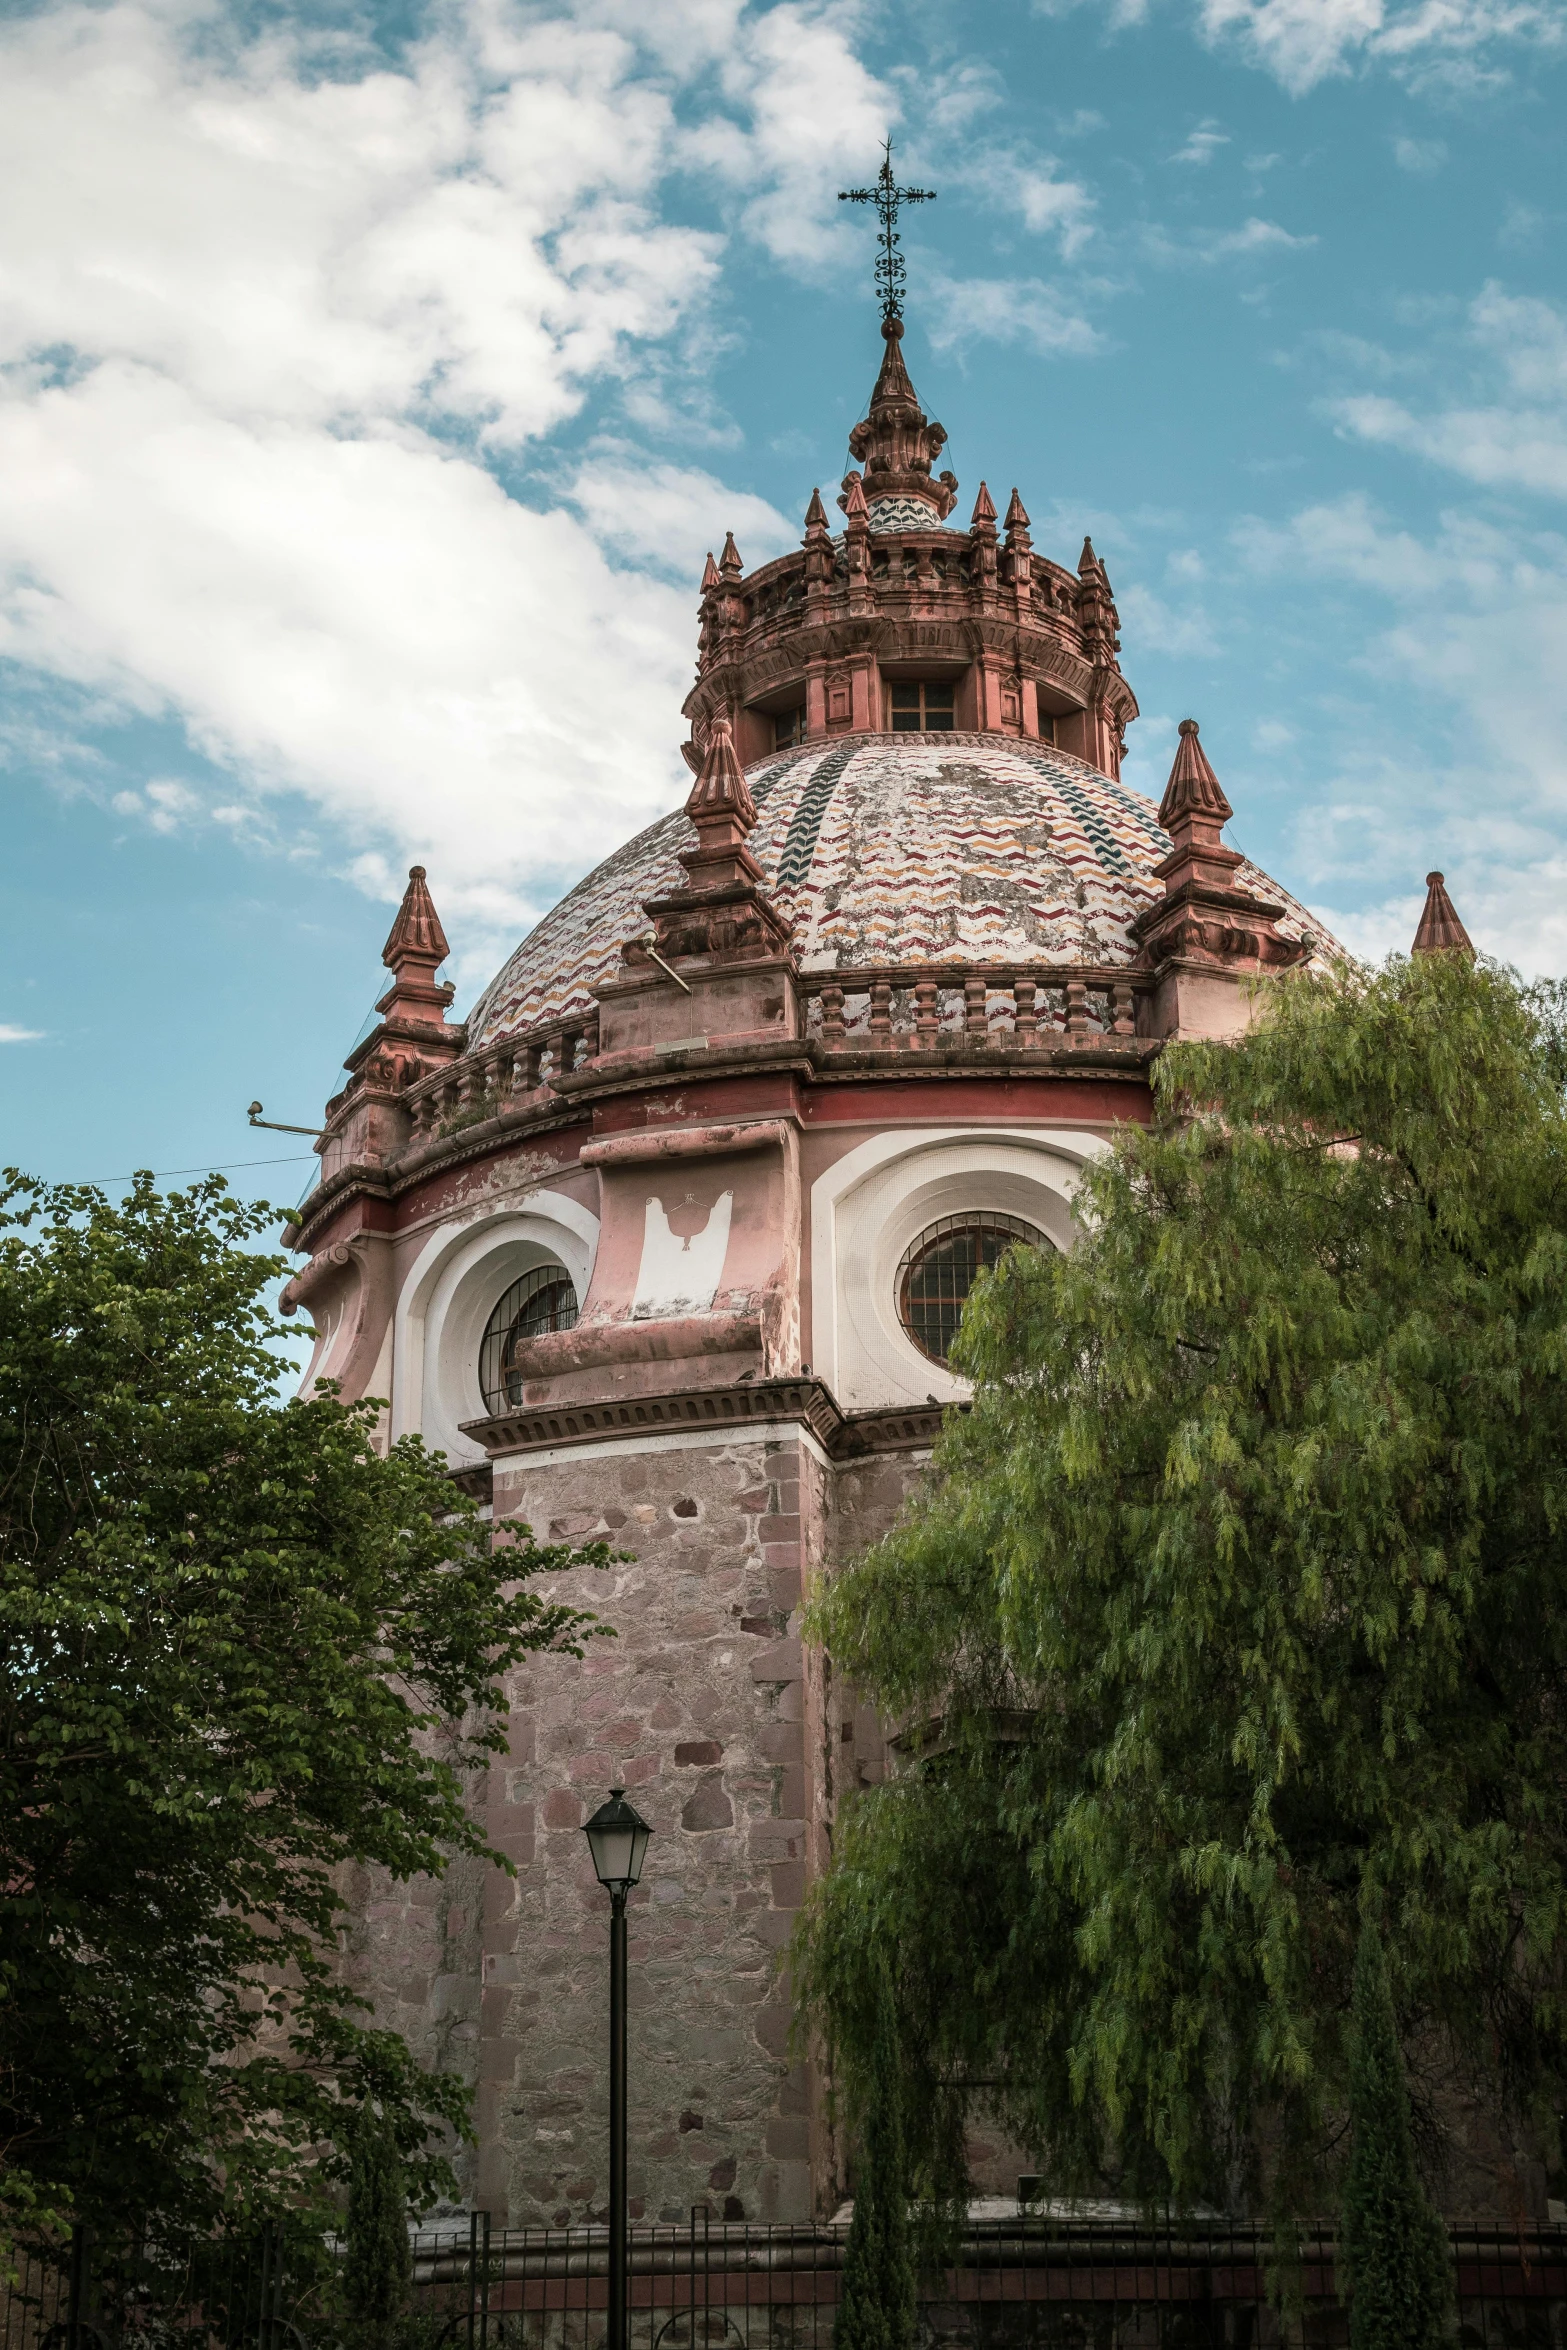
[0,1172,613,2247]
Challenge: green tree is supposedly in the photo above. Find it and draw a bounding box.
[796,952,1567,2219]
[0,1172,610,2247]
[343,2105,414,2343]
[834,1963,916,2350]
[1340,1921,1454,2349]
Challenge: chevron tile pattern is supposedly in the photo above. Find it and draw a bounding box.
[466,733,1333,1049]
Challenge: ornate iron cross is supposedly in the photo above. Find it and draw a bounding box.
[838,138,936,325]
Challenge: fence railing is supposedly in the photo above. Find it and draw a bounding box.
[11,2216,1567,2350]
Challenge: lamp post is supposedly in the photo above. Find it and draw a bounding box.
[582,1789,652,2350]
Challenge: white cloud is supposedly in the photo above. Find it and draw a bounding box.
[926,272,1105,360]
[1327,285,1567,499]
[1014,168,1098,255]
[1393,134,1447,171]
[1335,391,1567,496]
[0,1024,44,1044]
[1117,581,1220,657]
[1234,491,1567,972]
[700,2,896,269]
[1499,201,1546,249]
[1198,0,1383,91]
[1310,888,1430,961]
[940,145,1098,260]
[0,2,720,448]
[1058,0,1563,93]
[1318,862,1567,973]
[0,360,697,931]
[903,59,1005,136]
[0,0,898,958]
[1144,215,1316,264]
[1172,120,1230,164]
[566,454,796,579]
[1210,216,1317,256]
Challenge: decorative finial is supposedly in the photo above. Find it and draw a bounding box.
[838,137,936,328]
[1079,536,1100,576]
[803,487,829,533]
[700,551,720,593]
[1131,718,1303,982]
[719,532,743,579]
[1411,871,1474,957]
[1004,488,1031,538]
[1158,719,1233,831]
[381,864,450,975]
[373,864,457,1038]
[970,481,997,530]
[685,714,757,843]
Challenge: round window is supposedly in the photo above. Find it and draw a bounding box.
[896,1213,1044,1366]
[479,1265,580,1412]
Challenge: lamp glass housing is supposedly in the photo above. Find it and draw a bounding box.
[584,1789,652,1893]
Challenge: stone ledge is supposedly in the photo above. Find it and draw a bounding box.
[464,1377,950,1463]
[285,1026,1155,1242]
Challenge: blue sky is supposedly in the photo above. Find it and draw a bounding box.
[3,0,1565,1207]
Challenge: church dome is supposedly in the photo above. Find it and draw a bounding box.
[466,731,1329,1050]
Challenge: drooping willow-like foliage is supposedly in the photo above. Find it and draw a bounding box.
[796,952,1567,2219]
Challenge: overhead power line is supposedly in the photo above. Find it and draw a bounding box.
[66,1154,316,1184]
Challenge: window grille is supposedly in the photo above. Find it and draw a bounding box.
[896,1212,1044,1365]
[888,679,956,732]
[479,1265,579,1413]
[773,706,806,749]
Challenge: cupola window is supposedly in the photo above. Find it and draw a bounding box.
[479,1264,580,1413]
[773,706,806,750]
[897,1212,1043,1365]
[889,680,955,733]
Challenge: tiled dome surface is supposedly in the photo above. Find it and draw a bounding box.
[466,733,1331,1049]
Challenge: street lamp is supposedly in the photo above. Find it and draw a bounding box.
[583,1790,652,2350]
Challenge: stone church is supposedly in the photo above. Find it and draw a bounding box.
[280,283,1460,2229]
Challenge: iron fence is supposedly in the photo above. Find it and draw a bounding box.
[8,2215,1567,2350]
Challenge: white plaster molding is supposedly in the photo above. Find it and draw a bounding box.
[632,1191,734,1319]
[297,1289,350,1393]
[362,1319,395,1452]
[809,1127,1110,1411]
[391,1193,600,1463]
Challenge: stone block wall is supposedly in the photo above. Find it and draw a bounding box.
[342,1426,1035,2226]
[471,1427,823,2226]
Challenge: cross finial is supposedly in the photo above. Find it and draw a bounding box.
[838,137,936,326]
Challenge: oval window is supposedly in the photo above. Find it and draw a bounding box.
[479,1265,580,1412]
[896,1213,1044,1366]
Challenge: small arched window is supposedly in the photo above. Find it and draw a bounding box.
[479,1265,580,1413]
[896,1212,1043,1366]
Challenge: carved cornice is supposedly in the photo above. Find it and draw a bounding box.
[286,984,1159,1243]
[463,1376,947,1463]
[286,1023,1159,1242]
[692,609,1129,722]
[579,1117,798,1168]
